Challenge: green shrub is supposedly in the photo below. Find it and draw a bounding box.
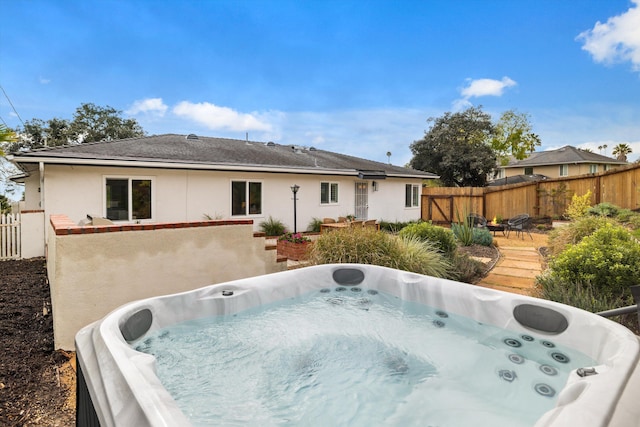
[399,222,457,257]
[547,216,614,257]
[588,202,619,217]
[472,228,493,246]
[547,223,640,298]
[308,226,452,278]
[451,253,486,284]
[615,208,635,223]
[614,209,640,230]
[537,273,637,333]
[565,190,592,220]
[258,216,286,236]
[307,217,323,233]
[378,219,420,234]
[451,222,474,246]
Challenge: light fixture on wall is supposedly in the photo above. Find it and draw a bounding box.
[290,184,300,233]
[372,181,378,191]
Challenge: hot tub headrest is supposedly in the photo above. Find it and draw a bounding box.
[332,268,365,286]
[513,304,568,334]
[120,308,153,342]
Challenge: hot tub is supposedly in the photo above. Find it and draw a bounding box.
[76,264,640,426]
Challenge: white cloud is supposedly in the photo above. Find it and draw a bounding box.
[39,77,51,84]
[126,98,168,116]
[453,77,517,110]
[577,0,640,71]
[460,77,517,98]
[173,101,272,132]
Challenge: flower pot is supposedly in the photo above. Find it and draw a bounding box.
[276,240,311,261]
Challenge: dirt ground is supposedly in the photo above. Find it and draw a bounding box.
[0,258,75,427]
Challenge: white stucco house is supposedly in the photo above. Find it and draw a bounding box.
[9,134,436,251]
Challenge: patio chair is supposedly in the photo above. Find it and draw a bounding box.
[467,213,488,229]
[337,216,347,223]
[506,214,533,239]
[349,220,364,227]
[363,219,378,229]
[322,218,336,224]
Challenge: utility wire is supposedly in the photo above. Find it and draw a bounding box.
[0,84,25,127]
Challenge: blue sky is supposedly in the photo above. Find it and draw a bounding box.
[1,0,639,167]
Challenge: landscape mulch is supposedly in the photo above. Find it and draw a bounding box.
[0,258,75,427]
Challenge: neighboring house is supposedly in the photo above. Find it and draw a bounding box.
[8,134,436,246]
[492,145,628,182]
[487,173,548,187]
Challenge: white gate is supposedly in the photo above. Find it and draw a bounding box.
[0,213,20,260]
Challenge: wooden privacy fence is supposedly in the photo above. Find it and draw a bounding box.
[422,163,640,223]
[1,213,21,260]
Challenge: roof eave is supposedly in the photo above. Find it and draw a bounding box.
[10,156,435,179]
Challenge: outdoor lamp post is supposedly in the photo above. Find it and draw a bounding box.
[291,184,300,233]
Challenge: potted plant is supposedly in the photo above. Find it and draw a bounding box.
[277,232,312,260]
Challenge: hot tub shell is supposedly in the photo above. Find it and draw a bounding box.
[75,264,640,426]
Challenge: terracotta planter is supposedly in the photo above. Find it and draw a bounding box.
[276,240,311,261]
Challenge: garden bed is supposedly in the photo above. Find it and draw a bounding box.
[0,258,75,426]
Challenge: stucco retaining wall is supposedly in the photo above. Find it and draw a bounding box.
[47,215,286,350]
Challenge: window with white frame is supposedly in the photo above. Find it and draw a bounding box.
[231,180,262,216]
[320,182,339,204]
[589,164,598,174]
[559,164,569,177]
[105,177,153,221]
[405,184,419,208]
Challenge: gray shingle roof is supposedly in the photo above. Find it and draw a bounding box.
[504,145,627,168]
[11,134,436,179]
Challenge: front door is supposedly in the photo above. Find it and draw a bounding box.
[354,182,368,220]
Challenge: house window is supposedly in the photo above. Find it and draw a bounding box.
[105,178,152,221]
[559,164,569,177]
[231,180,262,216]
[320,182,339,204]
[524,167,533,175]
[589,164,598,174]
[405,184,419,208]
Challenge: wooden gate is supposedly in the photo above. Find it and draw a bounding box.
[1,213,21,260]
[424,196,454,224]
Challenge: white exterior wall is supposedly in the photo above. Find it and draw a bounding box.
[20,211,45,258]
[36,165,423,232]
[23,174,41,211]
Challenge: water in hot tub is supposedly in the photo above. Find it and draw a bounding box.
[134,286,595,426]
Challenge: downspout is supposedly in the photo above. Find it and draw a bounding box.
[39,162,45,210]
[39,162,46,256]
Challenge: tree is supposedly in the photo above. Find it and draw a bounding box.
[0,124,20,198]
[68,103,144,143]
[10,103,145,152]
[612,143,632,162]
[491,110,541,165]
[409,106,497,187]
[0,194,11,213]
[0,124,16,156]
